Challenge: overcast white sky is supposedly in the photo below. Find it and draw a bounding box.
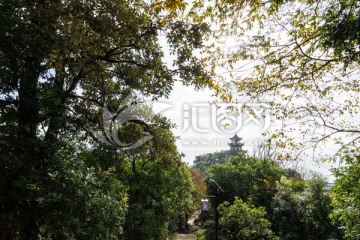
[156,82,265,163]
[156,34,266,164]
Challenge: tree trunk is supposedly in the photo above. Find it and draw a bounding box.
[17,64,41,240]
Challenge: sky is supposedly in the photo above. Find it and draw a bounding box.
[155,33,267,165]
[155,82,264,162]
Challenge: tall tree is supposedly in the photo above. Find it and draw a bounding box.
[0,0,211,238]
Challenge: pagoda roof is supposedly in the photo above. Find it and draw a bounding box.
[230,133,241,141]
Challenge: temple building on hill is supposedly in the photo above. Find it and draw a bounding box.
[229,133,245,153]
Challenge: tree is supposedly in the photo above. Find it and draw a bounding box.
[252,139,280,162]
[42,146,128,239]
[204,152,342,239]
[271,176,306,239]
[302,176,342,239]
[272,175,342,239]
[218,197,278,240]
[190,0,360,157]
[320,0,360,64]
[206,153,284,213]
[193,150,237,172]
[0,136,128,239]
[121,157,194,239]
[189,167,207,210]
[0,0,211,238]
[120,147,194,238]
[76,116,195,240]
[330,150,360,239]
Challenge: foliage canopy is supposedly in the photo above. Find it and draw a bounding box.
[219,197,278,240]
[0,0,211,238]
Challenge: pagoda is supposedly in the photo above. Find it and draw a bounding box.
[229,133,245,152]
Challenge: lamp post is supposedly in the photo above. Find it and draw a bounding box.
[201,179,225,240]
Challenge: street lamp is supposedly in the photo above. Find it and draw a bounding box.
[209,179,225,192]
[201,179,225,240]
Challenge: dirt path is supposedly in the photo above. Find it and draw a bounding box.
[187,210,200,226]
[173,211,201,240]
[173,233,197,240]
